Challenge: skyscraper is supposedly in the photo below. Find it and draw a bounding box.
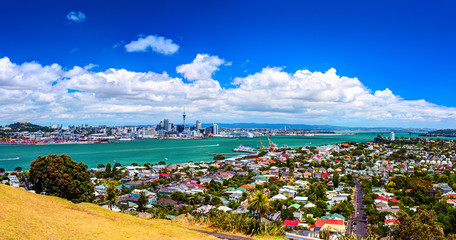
[164,119,170,131]
[196,120,201,131]
[213,124,219,135]
[391,131,396,141]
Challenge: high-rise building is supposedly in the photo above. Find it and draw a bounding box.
[164,119,170,131]
[196,120,201,131]
[213,124,219,135]
[391,131,396,141]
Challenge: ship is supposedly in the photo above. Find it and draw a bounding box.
[233,144,256,153]
[118,137,134,141]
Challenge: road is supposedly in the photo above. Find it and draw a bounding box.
[21,172,31,191]
[351,178,367,237]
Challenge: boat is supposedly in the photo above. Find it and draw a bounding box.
[233,144,256,153]
[118,137,134,141]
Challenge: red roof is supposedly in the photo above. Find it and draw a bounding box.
[385,219,400,224]
[376,197,388,202]
[321,173,331,178]
[309,224,315,229]
[189,182,206,189]
[316,218,343,228]
[159,173,169,177]
[284,220,299,227]
[282,154,290,157]
[220,172,232,176]
[389,197,400,203]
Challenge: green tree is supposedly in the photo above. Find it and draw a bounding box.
[105,181,119,210]
[137,191,148,212]
[392,209,445,240]
[210,196,222,206]
[333,171,340,188]
[228,200,239,209]
[0,168,5,173]
[213,155,225,160]
[171,191,186,202]
[249,190,271,226]
[14,166,22,172]
[97,164,105,168]
[106,162,112,172]
[29,154,94,203]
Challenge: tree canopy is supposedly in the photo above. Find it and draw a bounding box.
[29,154,94,203]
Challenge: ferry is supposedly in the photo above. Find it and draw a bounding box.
[233,144,256,153]
[118,137,134,141]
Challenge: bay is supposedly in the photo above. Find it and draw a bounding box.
[0,132,443,171]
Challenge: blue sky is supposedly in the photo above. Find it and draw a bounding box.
[0,0,456,127]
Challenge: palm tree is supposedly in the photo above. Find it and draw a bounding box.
[249,190,271,227]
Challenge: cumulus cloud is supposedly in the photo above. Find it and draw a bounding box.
[125,35,179,55]
[1,55,456,126]
[176,54,225,80]
[66,11,86,22]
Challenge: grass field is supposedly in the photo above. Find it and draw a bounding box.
[0,184,285,240]
[0,184,225,240]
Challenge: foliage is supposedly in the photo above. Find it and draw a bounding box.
[171,190,186,202]
[137,192,148,212]
[306,182,327,201]
[29,154,94,203]
[391,209,446,240]
[249,190,271,226]
[105,181,119,210]
[333,171,340,188]
[213,154,226,160]
[193,210,285,236]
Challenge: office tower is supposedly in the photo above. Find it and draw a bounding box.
[196,120,201,131]
[213,124,219,135]
[164,119,170,131]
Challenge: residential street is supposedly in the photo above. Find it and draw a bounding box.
[352,178,367,237]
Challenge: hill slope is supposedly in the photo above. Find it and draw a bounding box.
[0,184,219,240]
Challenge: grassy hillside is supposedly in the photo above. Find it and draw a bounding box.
[0,184,222,240]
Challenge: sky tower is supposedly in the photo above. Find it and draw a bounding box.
[183,105,186,130]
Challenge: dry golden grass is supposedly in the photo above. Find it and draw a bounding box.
[0,184,220,240]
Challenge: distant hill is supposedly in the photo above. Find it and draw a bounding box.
[202,123,349,130]
[6,122,51,132]
[0,184,222,240]
[419,129,456,137]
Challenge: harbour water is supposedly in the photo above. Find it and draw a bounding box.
[0,132,445,171]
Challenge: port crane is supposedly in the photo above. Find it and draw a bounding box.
[267,137,278,151]
[259,137,265,150]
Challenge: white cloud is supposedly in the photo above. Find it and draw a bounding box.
[125,35,179,55]
[66,11,86,23]
[176,54,225,81]
[1,55,456,127]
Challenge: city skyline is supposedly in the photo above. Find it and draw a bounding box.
[1,1,456,128]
